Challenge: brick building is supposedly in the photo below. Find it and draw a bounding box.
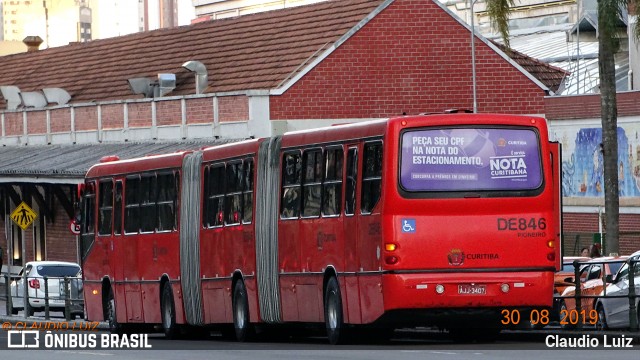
[0,0,635,269]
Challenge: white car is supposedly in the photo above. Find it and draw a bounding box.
[594,250,640,330]
[10,261,84,318]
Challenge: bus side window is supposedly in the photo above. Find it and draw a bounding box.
[124,175,141,234]
[225,161,243,226]
[80,181,96,259]
[98,180,113,236]
[203,166,210,227]
[361,141,383,214]
[174,173,180,230]
[345,147,358,216]
[281,151,301,218]
[140,174,158,233]
[206,164,225,227]
[302,149,322,218]
[157,173,176,232]
[242,159,254,224]
[114,181,123,235]
[323,147,343,216]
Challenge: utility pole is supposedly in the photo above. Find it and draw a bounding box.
[43,0,49,48]
[469,0,478,113]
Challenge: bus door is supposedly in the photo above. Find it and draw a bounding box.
[111,180,126,320]
[122,175,143,322]
[343,145,361,323]
[549,142,562,271]
[279,150,302,321]
[357,140,384,323]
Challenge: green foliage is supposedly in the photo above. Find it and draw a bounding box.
[485,0,515,48]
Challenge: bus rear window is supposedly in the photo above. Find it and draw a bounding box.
[400,128,542,192]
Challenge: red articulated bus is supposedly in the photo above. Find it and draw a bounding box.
[80,114,562,344]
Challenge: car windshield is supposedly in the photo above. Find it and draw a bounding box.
[36,265,80,277]
[562,263,576,272]
[562,262,587,273]
[608,262,623,276]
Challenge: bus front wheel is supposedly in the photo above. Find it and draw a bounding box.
[162,284,179,339]
[232,280,254,342]
[324,276,346,345]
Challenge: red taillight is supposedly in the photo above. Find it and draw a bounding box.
[28,279,40,289]
[385,256,399,265]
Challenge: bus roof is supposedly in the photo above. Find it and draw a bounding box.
[201,138,262,162]
[86,151,190,178]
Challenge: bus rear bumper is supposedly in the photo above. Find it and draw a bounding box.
[382,271,553,311]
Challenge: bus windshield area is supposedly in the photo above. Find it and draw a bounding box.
[400,127,542,192]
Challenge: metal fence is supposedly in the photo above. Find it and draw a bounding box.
[555,256,639,331]
[1,272,84,321]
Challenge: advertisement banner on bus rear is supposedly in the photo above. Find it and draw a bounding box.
[400,128,542,191]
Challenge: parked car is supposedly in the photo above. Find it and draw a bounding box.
[10,261,84,318]
[548,256,589,323]
[554,256,590,295]
[594,250,640,330]
[557,256,627,329]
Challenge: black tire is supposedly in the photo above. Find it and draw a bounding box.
[11,307,18,315]
[162,284,179,339]
[26,305,34,317]
[595,304,608,330]
[105,288,121,333]
[232,280,254,342]
[559,301,575,330]
[324,276,346,345]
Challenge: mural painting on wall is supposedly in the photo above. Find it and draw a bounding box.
[554,126,640,198]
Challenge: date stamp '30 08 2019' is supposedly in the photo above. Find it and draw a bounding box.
[500,309,599,328]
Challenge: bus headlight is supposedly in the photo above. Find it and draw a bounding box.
[501,283,510,293]
[435,284,445,294]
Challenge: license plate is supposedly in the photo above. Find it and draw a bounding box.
[458,284,486,295]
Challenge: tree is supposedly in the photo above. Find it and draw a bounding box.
[483,0,634,255]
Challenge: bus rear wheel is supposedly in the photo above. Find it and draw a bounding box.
[162,284,179,339]
[324,276,346,345]
[105,288,121,333]
[232,280,254,342]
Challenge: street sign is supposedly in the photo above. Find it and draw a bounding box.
[70,219,81,235]
[10,202,38,230]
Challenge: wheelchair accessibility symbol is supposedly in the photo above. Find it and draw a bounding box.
[401,219,416,233]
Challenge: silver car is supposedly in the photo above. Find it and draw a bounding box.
[594,250,640,330]
[10,261,84,318]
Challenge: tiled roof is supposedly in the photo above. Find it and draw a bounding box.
[491,40,569,94]
[0,0,382,104]
[0,0,563,107]
[0,140,236,181]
